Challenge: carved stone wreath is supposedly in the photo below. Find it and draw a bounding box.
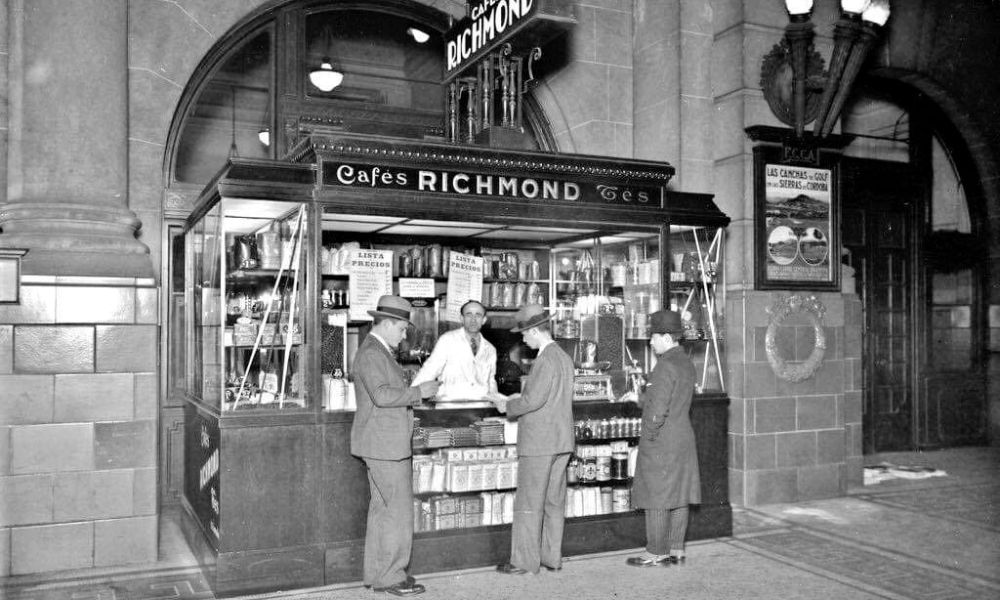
[765,294,827,382]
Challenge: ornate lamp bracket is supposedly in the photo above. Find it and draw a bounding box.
[765,294,828,382]
[760,36,826,136]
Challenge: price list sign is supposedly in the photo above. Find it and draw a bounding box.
[349,249,393,321]
[445,252,484,322]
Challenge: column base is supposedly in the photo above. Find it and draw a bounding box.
[0,202,153,277]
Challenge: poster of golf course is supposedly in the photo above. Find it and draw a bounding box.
[763,163,833,283]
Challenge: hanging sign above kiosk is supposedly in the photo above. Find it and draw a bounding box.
[443,0,576,84]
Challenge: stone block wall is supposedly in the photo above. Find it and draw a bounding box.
[0,277,158,575]
[726,290,863,505]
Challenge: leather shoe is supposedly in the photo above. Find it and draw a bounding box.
[541,564,562,572]
[372,581,425,596]
[626,555,667,567]
[366,575,416,590]
[663,556,686,566]
[496,562,529,575]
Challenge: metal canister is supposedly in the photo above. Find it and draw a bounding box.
[514,282,527,307]
[411,247,425,277]
[526,282,542,305]
[596,456,612,482]
[582,457,597,482]
[566,456,579,484]
[398,253,412,277]
[612,487,630,512]
[600,487,613,514]
[611,451,629,480]
[489,282,503,308]
[501,282,515,308]
[426,245,442,278]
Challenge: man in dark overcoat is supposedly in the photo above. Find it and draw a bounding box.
[351,295,439,596]
[627,309,700,567]
[492,304,575,575]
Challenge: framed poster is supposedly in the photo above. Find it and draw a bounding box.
[754,146,840,291]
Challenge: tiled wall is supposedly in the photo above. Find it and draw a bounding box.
[726,291,863,506]
[0,279,158,576]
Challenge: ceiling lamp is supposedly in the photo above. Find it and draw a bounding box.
[407,27,430,43]
[309,57,344,92]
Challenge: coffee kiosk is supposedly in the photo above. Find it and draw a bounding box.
[179,131,731,595]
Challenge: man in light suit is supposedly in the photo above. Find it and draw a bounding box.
[351,295,439,596]
[492,304,574,575]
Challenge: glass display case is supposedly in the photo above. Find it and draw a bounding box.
[185,197,312,413]
[668,225,726,393]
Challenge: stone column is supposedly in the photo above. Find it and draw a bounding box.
[0,0,150,277]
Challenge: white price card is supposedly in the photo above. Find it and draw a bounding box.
[445,253,484,322]
[348,249,393,321]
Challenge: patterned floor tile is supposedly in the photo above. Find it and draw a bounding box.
[734,529,1000,600]
[858,483,1000,531]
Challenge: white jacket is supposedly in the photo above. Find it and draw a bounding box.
[412,327,497,400]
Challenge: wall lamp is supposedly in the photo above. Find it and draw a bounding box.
[761,0,891,139]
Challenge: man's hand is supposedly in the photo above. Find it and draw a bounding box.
[417,380,440,399]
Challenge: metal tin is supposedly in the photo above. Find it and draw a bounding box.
[611,452,629,480]
[582,457,597,482]
[612,487,630,512]
[398,253,412,277]
[514,282,527,307]
[596,456,612,482]
[501,282,515,308]
[426,245,442,278]
[600,487,613,514]
[566,457,579,484]
[490,282,502,308]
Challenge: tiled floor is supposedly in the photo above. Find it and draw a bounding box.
[3,446,998,600]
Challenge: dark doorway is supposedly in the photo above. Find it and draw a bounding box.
[842,158,921,453]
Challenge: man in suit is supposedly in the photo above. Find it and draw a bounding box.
[492,304,574,575]
[351,295,439,596]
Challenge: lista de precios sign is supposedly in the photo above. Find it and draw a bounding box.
[444,0,575,83]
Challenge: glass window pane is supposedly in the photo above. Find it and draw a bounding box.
[175,30,272,183]
[221,199,311,412]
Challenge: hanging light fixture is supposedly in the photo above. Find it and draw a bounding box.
[407,27,430,44]
[258,91,271,147]
[309,57,344,92]
[228,86,239,159]
[309,25,343,92]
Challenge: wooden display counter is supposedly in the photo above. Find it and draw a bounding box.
[181,394,730,596]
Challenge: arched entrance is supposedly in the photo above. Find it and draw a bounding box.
[841,71,993,452]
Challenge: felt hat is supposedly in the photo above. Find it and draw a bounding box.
[649,309,684,336]
[367,295,414,324]
[511,303,551,333]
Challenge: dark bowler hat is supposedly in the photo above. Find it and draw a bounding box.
[510,303,551,333]
[367,295,414,324]
[649,309,684,336]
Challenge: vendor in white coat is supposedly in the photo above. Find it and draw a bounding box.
[412,300,499,401]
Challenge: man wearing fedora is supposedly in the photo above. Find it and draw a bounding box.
[491,303,574,575]
[627,309,700,568]
[351,295,439,596]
